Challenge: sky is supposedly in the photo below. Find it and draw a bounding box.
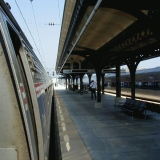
[3,0,160,75]
[5,0,65,75]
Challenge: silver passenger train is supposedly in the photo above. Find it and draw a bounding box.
[0,2,53,160]
[104,67,160,102]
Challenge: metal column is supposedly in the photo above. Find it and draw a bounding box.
[116,63,121,97]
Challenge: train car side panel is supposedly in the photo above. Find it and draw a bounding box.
[19,46,45,160]
[0,2,53,160]
[0,25,30,160]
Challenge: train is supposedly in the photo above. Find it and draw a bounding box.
[105,67,160,89]
[104,67,160,102]
[0,2,53,160]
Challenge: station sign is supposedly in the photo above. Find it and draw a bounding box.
[63,69,89,74]
[63,69,72,74]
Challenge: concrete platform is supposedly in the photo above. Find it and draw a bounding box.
[54,85,160,160]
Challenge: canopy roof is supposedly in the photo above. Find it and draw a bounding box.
[56,0,160,73]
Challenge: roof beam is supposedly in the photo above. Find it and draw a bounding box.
[86,1,159,9]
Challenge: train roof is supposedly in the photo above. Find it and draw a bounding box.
[105,67,160,82]
[106,67,160,78]
[134,67,160,74]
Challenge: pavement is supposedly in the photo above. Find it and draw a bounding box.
[54,84,160,160]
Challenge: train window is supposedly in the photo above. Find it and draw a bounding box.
[136,82,142,88]
[154,82,160,89]
[141,82,154,89]
[142,82,148,88]
[124,82,127,87]
[135,82,139,88]
[25,51,36,78]
[124,82,130,87]
[128,82,131,87]
[104,81,107,86]
[121,82,124,87]
[111,82,116,87]
[148,82,153,87]
[108,82,111,87]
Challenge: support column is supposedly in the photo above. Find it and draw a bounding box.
[86,51,106,105]
[72,74,75,85]
[116,63,121,97]
[125,57,140,99]
[71,74,75,91]
[130,70,136,99]
[87,73,92,84]
[76,77,78,85]
[95,68,102,103]
[67,75,71,90]
[65,76,67,89]
[79,73,84,94]
[101,73,105,94]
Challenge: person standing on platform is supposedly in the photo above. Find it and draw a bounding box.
[80,81,84,94]
[90,80,96,99]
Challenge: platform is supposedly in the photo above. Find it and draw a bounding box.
[54,85,160,160]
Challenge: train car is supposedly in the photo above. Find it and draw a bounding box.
[104,67,160,102]
[0,2,53,160]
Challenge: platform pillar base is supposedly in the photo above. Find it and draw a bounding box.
[95,102,101,108]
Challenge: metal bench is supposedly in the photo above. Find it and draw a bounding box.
[114,98,146,119]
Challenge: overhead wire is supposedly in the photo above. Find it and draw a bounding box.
[57,0,62,24]
[56,0,62,74]
[30,0,47,70]
[14,0,46,68]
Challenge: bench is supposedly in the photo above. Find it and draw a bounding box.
[114,98,146,119]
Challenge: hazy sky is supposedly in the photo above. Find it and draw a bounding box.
[4,0,160,73]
